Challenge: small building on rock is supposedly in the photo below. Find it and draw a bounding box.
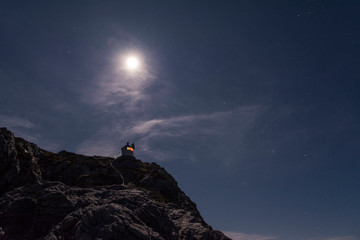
[121,142,135,157]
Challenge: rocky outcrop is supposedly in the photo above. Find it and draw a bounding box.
[0,128,230,240]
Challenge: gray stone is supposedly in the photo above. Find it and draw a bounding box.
[0,128,231,240]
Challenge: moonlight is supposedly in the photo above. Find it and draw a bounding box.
[125,56,140,71]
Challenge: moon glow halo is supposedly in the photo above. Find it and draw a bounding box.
[125,56,140,71]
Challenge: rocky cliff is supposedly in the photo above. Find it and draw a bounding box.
[0,128,230,240]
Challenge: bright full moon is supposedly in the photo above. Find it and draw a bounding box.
[125,56,140,71]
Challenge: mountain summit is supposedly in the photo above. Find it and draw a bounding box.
[0,128,230,240]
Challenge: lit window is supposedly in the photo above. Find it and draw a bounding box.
[127,147,134,151]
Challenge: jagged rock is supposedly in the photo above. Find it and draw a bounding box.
[0,128,230,240]
[0,128,43,194]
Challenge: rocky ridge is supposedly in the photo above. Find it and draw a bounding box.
[0,128,231,240]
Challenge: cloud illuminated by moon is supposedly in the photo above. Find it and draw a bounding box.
[83,49,157,111]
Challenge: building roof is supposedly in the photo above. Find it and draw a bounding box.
[121,142,135,151]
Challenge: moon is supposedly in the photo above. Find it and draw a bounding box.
[125,56,140,71]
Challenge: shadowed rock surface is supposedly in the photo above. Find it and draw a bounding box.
[0,128,231,240]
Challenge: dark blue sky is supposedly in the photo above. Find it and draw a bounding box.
[1,1,360,240]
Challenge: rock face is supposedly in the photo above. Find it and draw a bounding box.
[0,128,230,240]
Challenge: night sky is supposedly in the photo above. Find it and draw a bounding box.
[1,1,360,240]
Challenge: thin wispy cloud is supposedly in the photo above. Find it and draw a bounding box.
[0,114,35,129]
[83,50,157,112]
[223,231,278,240]
[126,105,263,136]
[0,115,62,152]
[77,44,266,161]
[127,105,265,160]
[75,105,265,161]
[125,111,230,136]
